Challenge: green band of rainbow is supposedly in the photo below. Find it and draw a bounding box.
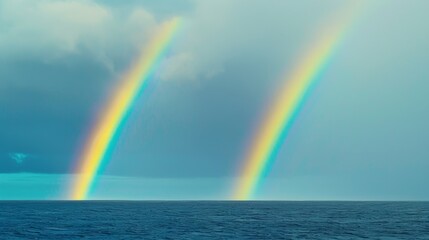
[233,3,366,200]
[70,17,182,200]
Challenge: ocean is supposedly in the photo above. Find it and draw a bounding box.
[0,201,428,239]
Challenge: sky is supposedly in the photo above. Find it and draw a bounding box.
[1,0,429,200]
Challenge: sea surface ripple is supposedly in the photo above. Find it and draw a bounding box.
[0,201,428,239]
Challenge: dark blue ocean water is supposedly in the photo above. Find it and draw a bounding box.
[0,201,428,239]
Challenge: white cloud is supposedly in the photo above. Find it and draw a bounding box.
[0,0,379,82]
[158,0,351,82]
[0,0,158,70]
[159,52,197,81]
[0,0,231,81]
[8,152,28,164]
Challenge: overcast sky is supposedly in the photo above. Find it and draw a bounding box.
[1,0,429,200]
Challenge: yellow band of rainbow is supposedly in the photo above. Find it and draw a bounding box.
[233,3,366,200]
[70,17,182,200]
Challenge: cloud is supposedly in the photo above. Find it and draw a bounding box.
[0,0,158,70]
[159,52,198,81]
[2,0,412,85]
[158,0,355,82]
[0,0,354,82]
[8,152,28,164]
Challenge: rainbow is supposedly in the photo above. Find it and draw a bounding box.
[70,17,182,200]
[233,3,365,200]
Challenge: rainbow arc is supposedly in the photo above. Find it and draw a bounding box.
[70,17,182,200]
[233,2,366,200]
